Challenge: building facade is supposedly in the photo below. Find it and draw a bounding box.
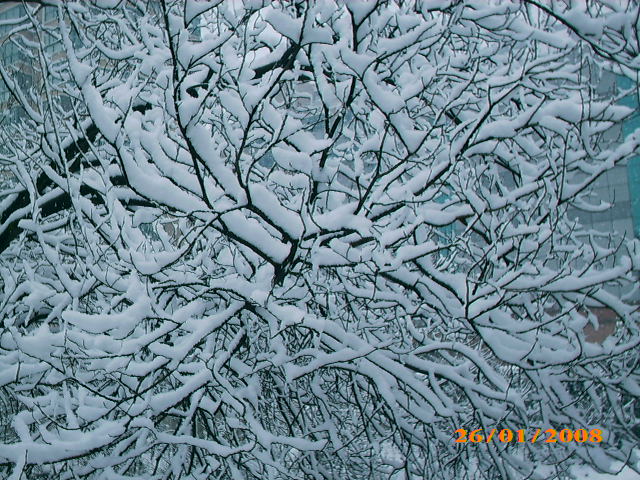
[567,71,638,240]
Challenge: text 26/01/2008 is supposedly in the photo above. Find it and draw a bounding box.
[454,428,603,444]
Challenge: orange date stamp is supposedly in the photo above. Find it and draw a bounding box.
[454,428,603,444]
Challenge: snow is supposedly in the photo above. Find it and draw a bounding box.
[149,369,212,413]
[309,201,372,237]
[185,0,222,26]
[0,0,638,478]
[62,295,150,336]
[0,421,126,465]
[362,69,404,113]
[263,7,301,42]
[218,90,250,128]
[220,210,290,262]
[271,146,313,175]
[563,7,604,37]
[188,124,248,205]
[571,463,640,480]
[248,183,303,238]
